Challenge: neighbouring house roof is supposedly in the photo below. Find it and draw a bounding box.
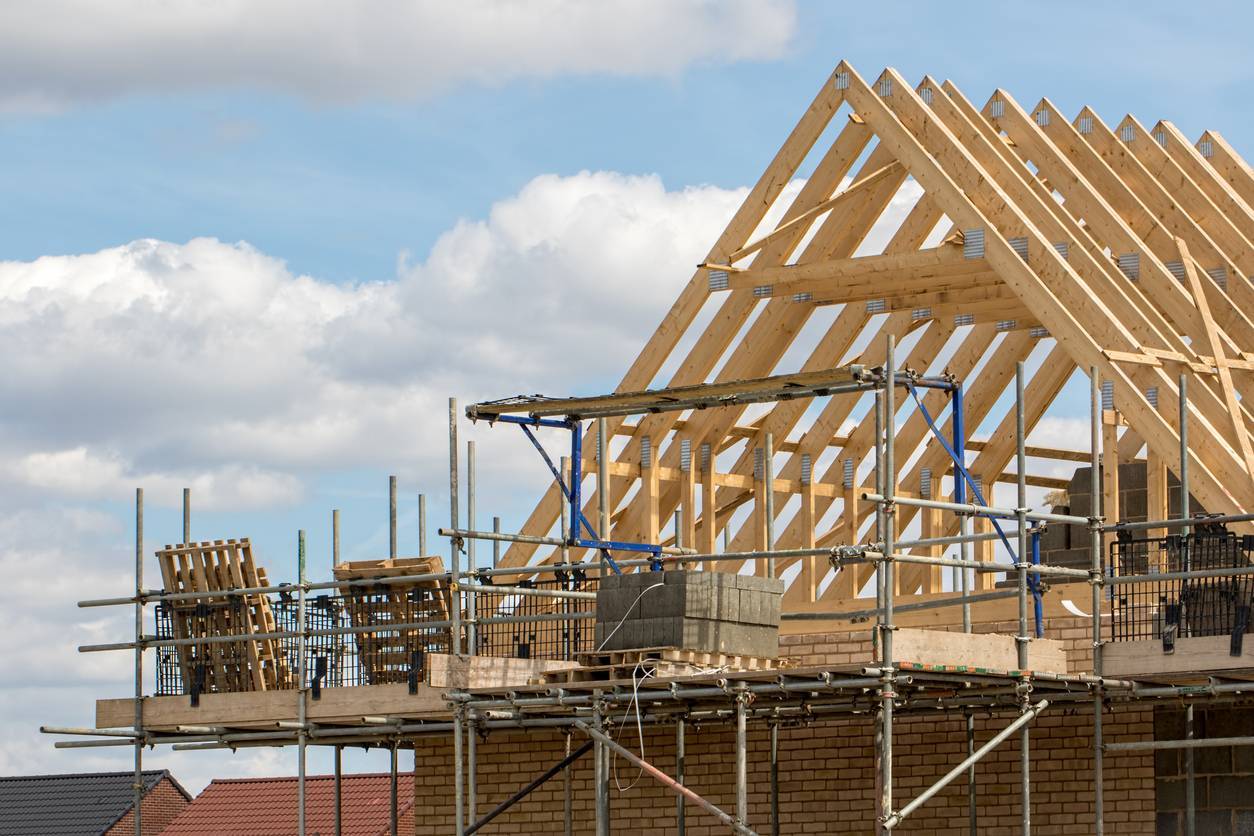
[159,773,415,836]
[0,770,188,835]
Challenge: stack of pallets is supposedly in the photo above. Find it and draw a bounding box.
[333,556,452,685]
[156,539,292,693]
[535,646,784,685]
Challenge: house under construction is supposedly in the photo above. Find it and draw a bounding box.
[46,62,1254,835]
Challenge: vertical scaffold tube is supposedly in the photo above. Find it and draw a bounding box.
[735,682,749,829]
[1090,368,1104,836]
[297,530,307,836]
[449,398,461,655]
[1016,363,1031,836]
[879,336,896,832]
[133,488,143,836]
[676,719,686,836]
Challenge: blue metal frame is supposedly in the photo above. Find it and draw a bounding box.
[487,373,964,578]
[1030,526,1044,637]
[486,414,645,573]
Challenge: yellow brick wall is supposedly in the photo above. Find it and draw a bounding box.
[411,616,1156,834]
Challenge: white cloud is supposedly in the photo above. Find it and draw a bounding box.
[0,0,796,111]
[0,170,758,509]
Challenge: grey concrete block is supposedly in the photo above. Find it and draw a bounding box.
[682,583,716,619]
[681,618,719,653]
[736,574,785,595]
[715,584,740,622]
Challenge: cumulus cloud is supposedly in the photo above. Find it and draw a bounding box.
[0,170,764,509]
[0,0,796,111]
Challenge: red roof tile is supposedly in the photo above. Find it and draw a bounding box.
[160,773,414,836]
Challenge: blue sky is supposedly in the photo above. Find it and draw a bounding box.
[3,0,1252,792]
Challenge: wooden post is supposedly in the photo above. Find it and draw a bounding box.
[1147,449,1169,543]
[921,506,942,595]
[753,446,767,576]
[679,440,697,566]
[699,443,717,557]
[642,436,660,545]
[1102,409,1122,550]
[799,453,817,601]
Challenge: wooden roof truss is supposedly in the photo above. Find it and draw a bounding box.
[495,63,1254,608]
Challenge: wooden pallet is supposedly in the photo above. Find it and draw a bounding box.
[538,647,783,684]
[334,556,452,685]
[156,539,292,693]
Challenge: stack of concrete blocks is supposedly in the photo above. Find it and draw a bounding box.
[594,570,783,658]
[1037,462,1204,570]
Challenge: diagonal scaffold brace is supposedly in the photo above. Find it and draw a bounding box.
[882,698,1051,830]
[572,720,759,836]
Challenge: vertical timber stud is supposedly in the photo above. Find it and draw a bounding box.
[1090,368,1105,836]
[680,439,696,567]
[799,454,817,600]
[765,432,776,579]
[297,530,307,836]
[1016,362,1031,835]
[643,436,659,545]
[753,446,767,572]
[182,486,190,543]
[133,487,143,836]
[700,442,717,555]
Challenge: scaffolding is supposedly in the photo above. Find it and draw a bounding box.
[41,350,1254,835]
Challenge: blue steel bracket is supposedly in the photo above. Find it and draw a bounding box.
[492,415,624,574]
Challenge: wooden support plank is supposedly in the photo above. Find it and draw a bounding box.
[891,628,1068,674]
[725,160,904,263]
[1103,635,1254,678]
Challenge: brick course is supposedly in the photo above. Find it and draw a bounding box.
[411,616,1164,834]
[104,775,190,835]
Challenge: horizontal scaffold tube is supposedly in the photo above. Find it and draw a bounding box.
[782,589,1019,621]
[860,492,1089,526]
[1105,736,1254,752]
[857,550,1092,578]
[1102,512,1254,533]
